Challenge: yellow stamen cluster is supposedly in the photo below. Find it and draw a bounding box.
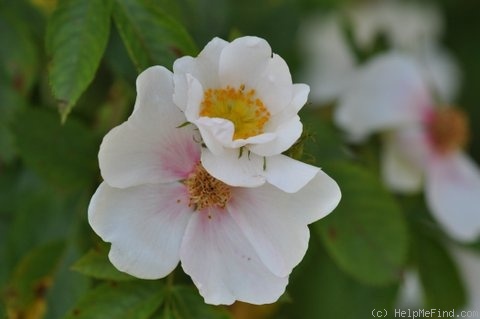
[428,108,469,154]
[200,85,270,140]
[184,164,231,211]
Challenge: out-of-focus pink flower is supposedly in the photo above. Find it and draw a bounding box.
[334,53,480,242]
[88,66,341,305]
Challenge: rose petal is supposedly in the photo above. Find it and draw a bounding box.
[99,68,200,187]
[299,13,355,104]
[173,37,228,110]
[219,36,293,115]
[180,208,288,305]
[425,153,480,242]
[335,53,431,141]
[381,135,424,193]
[228,172,340,277]
[249,116,303,156]
[88,182,192,279]
[201,149,319,193]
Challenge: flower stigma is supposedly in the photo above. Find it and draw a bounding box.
[184,163,232,211]
[199,85,271,140]
[427,108,469,154]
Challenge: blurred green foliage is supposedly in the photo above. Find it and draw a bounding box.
[1,0,479,318]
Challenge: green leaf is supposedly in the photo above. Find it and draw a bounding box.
[0,9,39,95]
[46,0,113,121]
[284,238,398,319]
[64,281,165,319]
[5,241,66,319]
[12,108,97,190]
[414,233,466,309]
[72,245,135,281]
[166,285,231,319]
[112,0,197,72]
[0,82,25,162]
[316,162,409,285]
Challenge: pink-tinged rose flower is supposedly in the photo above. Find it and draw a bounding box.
[172,36,316,193]
[335,53,480,242]
[88,66,341,305]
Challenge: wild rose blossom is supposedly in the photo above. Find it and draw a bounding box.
[333,53,480,242]
[88,66,341,305]
[172,36,317,193]
[300,0,459,105]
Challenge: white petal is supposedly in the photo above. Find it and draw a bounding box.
[291,83,310,112]
[173,37,228,110]
[195,117,235,153]
[450,247,480,311]
[227,173,340,277]
[201,149,319,193]
[425,153,480,242]
[381,135,424,193]
[299,13,355,104]
[184,75,204,122]
[201,148,266,188]
[249,116,303,156]
[180,208,288,305]
[265,155,319,193]
[88,182,192,279]
[99,70,201,188]
[335,52,431,141]
[219,36,293,115]
[416,45,461,103]
[131,66,176,120]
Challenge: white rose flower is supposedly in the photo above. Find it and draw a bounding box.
[335,53,480,242]
[300,0,460,105]
[89,66,341,305]
[172,36,317,193]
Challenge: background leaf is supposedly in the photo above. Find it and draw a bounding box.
[63,281,165,319]
[46,0,113,121]
[315,162,409,285]
[72,244,135,282]
[112,0,197,72]
[283,237,398,319]
[12,108,98,190]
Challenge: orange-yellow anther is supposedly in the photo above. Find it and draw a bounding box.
[184,164,231,211]
[200,85,270,140]
[428,108,469,154]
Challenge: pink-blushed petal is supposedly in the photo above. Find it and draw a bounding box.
[201,149,319,193]
[99,69,201,188]
[335,53,431,141]
[88,182,192,279]
[227,172,340,277]
[180,208,288,305]
[381,135,424,193]
[425,153,480,242]
[218,36,293,115]
[249,116,303,156]
[173,37,228,110]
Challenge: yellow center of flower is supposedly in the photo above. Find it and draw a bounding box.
[428,108,469,154]
[184,164,231,211]
[199,85,270,140]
